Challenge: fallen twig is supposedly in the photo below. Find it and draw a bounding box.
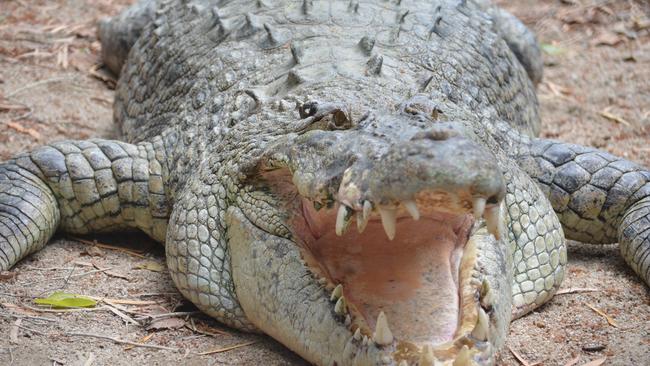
[22,267,115,286]
[124,334,154,351]
[69,237,147,258]
[103,302,139,325]
[20,303,107,314]
[16,323,50,336]
[5,77,73,98]
[65,332,181,352]
[0,312,57,323]
[197,340,257,356]
[599,110,631,127]
[135,311,199,324]
[186,317,232,337]
[88,297,160,306]
[555,287,600,295]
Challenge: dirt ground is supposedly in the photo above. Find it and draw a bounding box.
[0,0,649,365]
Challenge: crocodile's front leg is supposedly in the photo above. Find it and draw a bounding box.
[0,138,170,270]
[517,138,650,285]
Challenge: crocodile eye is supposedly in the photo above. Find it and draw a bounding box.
[297,100,353,131]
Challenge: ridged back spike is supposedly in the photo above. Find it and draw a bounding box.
[367,54,383,75]
[286,70,305,86]
[348,0,359,13]
[358,36,375,56]
[302,0,313,15]
[399,10,409,24]
[210,6,221,28]
[290,42,304,64]
[263,23,279,45]
[429,16,443,38]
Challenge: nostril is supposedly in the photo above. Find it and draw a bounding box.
[298,101,319,118]
[411,128,457,141]
[400,95,443,121]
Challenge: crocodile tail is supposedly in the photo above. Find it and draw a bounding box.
[619,196,650,286]
[0,157,60,271]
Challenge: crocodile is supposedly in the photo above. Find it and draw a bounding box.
[1,0,649,365]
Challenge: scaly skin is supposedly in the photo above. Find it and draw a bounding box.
[1,1,649,365]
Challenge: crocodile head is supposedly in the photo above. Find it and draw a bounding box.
[227,96,513,365]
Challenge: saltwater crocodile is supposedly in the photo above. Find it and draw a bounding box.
[1,0,649,365]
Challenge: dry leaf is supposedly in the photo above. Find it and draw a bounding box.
[585,303,618,327]
[5,121,41,140]
[146,317,186,331]
[0,101,29,111]
[135,261,165,272]
[0,271,18,280]
[10,318,21,343]
[507,345,540,366]
[82,246,105,257]
[590,32,623,47]
[580,357,607,366]
[564,356,581,366]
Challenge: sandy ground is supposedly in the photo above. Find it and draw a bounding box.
[0,0,649,365]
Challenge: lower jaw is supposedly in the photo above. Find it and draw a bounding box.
[296,213,490,364]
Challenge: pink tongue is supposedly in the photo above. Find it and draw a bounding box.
[304,210,464,345]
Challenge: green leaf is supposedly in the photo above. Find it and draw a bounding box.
[34,291,97,308]
[541,43,566,56]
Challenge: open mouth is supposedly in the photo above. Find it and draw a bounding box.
[264,163,502,364]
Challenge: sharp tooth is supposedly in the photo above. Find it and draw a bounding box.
[362,335,369,346]
[480,279,494,308]
[372,311,394,346]
[345,314,351,326]
[419,345,435,366]
[403,200,420,220]
[398,361,408,366]
[357,211,369,233]
[353,328,362,341]
[335,296,347,314]
[453,345,472,366]
[363,200,372,220]
[336,205,352,236]
[485,204,502,240]
[472,197,486,218]
[471,307,489,341]
[331,284,343,301]
[378,207,397,240]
